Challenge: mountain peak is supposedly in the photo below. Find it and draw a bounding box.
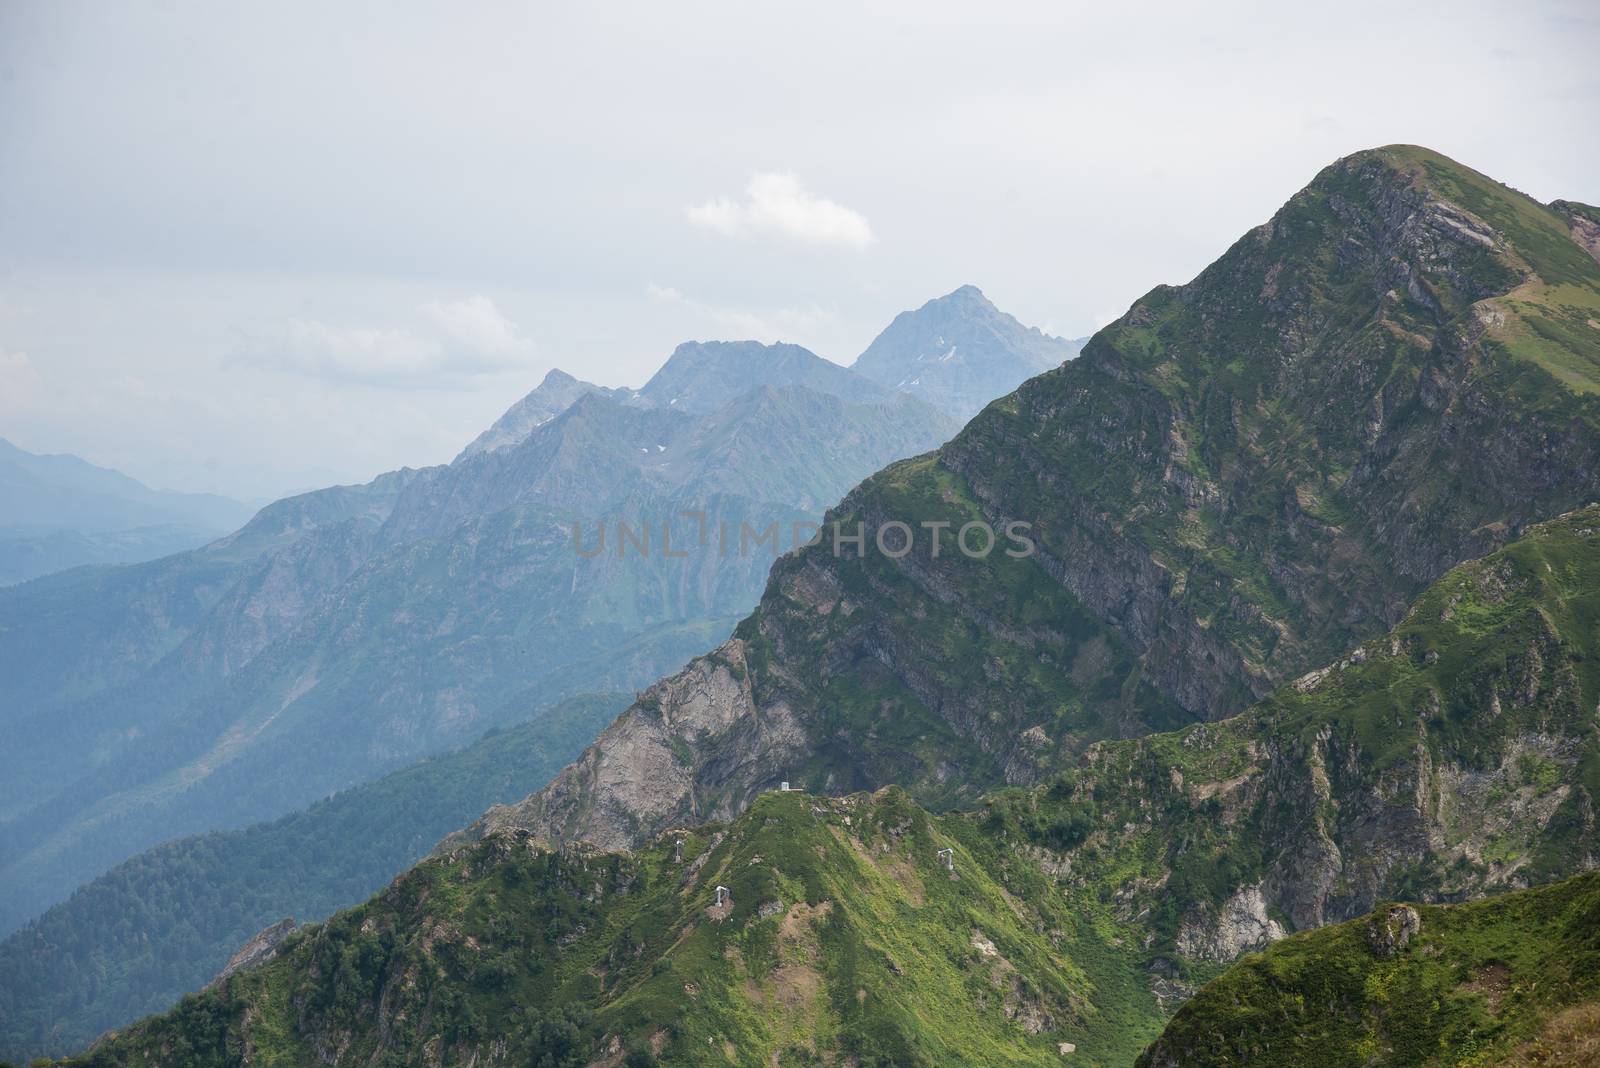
[658,339,815,369]
[851,286,1082,421]
[937,282,991,305]
[635,339,888,413]
[1279,144,1600,393]
[454,369,620,462]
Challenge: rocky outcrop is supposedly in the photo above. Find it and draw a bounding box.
[1136,872,1600,1068]
[1365,904,1421,959]
[451,639,812,851]
[454,368,623,460]
[1176,884,1286,961]
[206,918,296,988]
[81,789,1119,1066]
[1552,199,1600,265]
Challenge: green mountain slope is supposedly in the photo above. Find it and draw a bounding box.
[0,694,629,1062]
[1136,871,1600,1067]
[53,501,1600,1067]
[487,145,1600,854]
[52,788,1165,1067]
[979,503,1600,1013]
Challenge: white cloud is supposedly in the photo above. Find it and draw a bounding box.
[234,295,535,385]
[421,295,535,363]
[687,172,874,249]
[272,320,443,380]
[0,348,39,383]
[0,349,43,412]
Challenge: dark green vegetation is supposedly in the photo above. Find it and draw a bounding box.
[479,145,1600,854]
[0,339,962,935]
[0,694,629,1062]
[1137,872,1600,1067]
[940,145,1600,715]
[54,789,1168,1067]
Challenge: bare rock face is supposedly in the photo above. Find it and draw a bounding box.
[207,918,296,988]
[1552,200,1600,266]
[1366,905,1422,959]
[1176,884,1287,961]
[449,639,809,851]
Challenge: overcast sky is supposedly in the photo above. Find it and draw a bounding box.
[2,1,1597,499]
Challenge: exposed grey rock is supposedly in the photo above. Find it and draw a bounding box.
[450,638,811,852]
[1176,884,1287,961]
[1365,904,1422,958]
[207,918,297,988]
[0,346,956,932]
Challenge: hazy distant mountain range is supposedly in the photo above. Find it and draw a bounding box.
[0,438,256,585]
[0,287,1068,945]
[458,287,1085,463]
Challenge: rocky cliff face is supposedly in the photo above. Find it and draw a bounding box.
[983,504,1600,1013]
[205,918,296,989]
[456,639,812,853]
[469,146,1600,855]
[61,508,1600,1067]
